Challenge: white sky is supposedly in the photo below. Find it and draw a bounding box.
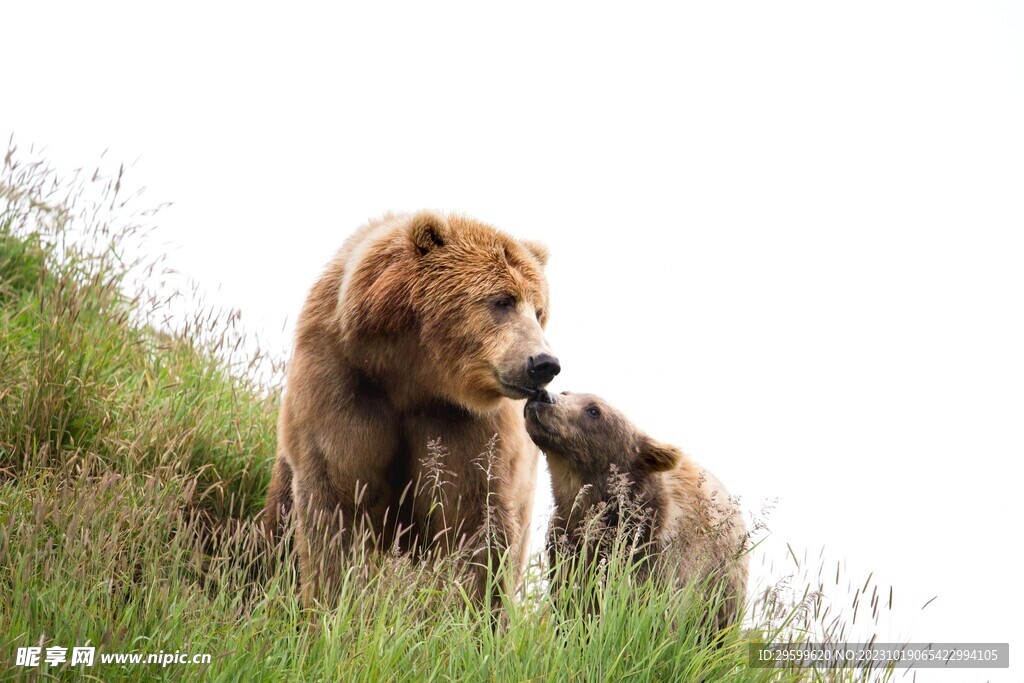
[4,2,1022,679]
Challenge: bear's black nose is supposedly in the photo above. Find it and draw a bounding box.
[531,389,557,405]
[527,353,561,385]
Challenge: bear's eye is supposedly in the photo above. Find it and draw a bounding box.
[494,295,516,310]
[585,406,601,419]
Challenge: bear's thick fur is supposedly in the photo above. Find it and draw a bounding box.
[264,211,558,605]
[524,390,748,630]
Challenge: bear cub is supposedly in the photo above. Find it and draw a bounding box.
[524,390,749,630]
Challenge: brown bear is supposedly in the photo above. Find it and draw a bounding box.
[263,211,559,606]
[524,390,748,631]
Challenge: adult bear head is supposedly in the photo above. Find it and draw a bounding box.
[337,211,559,412]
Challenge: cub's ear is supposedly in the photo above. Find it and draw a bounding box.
[409,211,449,255]
[640,438,682,472]
[520,239,549,267]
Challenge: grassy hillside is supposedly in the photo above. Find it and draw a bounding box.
[0,147,888,681]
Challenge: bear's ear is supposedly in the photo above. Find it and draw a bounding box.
[640,438,682,472]
[520,240,549,267]
[408,211,449,255]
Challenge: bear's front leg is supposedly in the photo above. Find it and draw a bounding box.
[281,359,403,606]
[292,474,347,607]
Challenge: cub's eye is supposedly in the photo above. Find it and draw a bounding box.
[535,308,545,321]
[585,406,601,419]
[494,295,516,310]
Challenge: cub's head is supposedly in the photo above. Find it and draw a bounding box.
[405,211,558,410]
[525,391,681,485]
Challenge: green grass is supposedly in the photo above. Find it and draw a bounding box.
[0,146,891,681]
